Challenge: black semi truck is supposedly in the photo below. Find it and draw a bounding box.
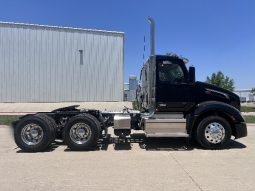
[13,18,247,152]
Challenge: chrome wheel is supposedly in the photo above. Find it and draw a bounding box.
[205,122,225,144]
[69,123,91,144]
[21,123,44,145]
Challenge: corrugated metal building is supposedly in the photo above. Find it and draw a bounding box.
[0,22,124,102]
[234,89,254,102]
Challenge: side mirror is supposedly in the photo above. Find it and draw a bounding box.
[189,66,196,83]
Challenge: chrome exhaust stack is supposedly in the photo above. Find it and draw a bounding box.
[148,17,155,56]
[146,17,156,113]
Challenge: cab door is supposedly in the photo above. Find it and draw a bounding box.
[155,59,192,112]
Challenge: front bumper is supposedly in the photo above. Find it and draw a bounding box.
[233,122,247,139]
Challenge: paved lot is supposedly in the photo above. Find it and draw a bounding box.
[0,125,254,191]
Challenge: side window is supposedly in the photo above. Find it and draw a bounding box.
[158,62,184,83]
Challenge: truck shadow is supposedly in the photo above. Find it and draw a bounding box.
[16,133,246,153]
[16,140,65,153]
[97,133,246,151]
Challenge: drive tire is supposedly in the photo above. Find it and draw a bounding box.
[14,114,56,152]
[35,114,57,143]
[196,116,232,149]
[63,114,100,151]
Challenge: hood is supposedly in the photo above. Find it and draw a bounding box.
[195,81,240,110]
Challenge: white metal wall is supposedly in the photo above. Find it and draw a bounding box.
[0,22,124,102]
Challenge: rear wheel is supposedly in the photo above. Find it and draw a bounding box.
[14,114,56,152]
[196,116,232,149]
[63,114,100,151]
[35,114,57,143]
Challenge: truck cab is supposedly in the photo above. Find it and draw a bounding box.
[136,53,246,149]
[139,54,241,113]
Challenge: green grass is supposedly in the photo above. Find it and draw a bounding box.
[0,115,20,126]
[241,106,255,112]
[245,116,255,123]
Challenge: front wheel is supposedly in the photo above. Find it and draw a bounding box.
[196,116,232,149]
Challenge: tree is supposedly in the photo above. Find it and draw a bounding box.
[206,71,234,91]
[251,88,255,95]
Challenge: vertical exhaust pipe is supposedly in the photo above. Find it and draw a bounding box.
[147,17,156,112]
[148,17,155,56]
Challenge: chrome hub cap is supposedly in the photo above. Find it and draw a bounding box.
[30,129,39,137]
[205,122,225,144]
[77,128,86,137]
[70,123,91,144]
[21,124,44,145]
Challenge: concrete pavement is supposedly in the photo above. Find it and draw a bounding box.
[0,125,254,191]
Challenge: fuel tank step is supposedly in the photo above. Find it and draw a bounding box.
[144,118,189,137]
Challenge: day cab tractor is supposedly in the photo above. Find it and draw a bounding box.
[12,18,247,152]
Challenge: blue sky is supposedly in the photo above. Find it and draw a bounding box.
[0,0,254,89]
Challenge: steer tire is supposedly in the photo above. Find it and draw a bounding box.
[63,114,100,151]
[196,116,232,149]
[14,114,55,152]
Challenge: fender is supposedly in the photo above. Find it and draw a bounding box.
[187,101,245,134]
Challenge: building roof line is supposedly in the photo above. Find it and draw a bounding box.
[0,21,124,36]
[234,89,252,91]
